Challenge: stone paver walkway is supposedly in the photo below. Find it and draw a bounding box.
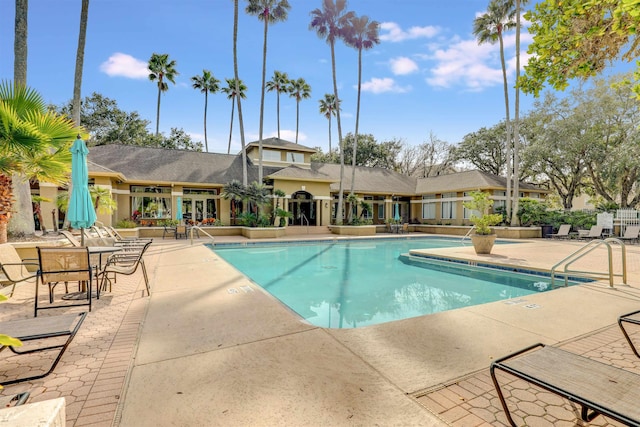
[415,325,640,426]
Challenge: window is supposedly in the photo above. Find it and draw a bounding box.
[184,188,218,195]
[131,195,171,220]
[131,185,170,194]
[263,150,281,162]
[378,204,385,220]
[493,190,506,211]
[288,152,304,163]
[463,192,480,219]
[422,195,436,219]
[362,196,373,219]
[441,192,457,220]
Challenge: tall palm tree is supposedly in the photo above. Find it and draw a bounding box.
[0,82,80,243]
[221,78,247,155]
[72,0,89,127]
[473,0,516,219]
[265,70,291,139]
[191,69,220,152]
[246,0,291,183]
[319,93,339,153]
[343,14,379,198]
[288,77,312,144]
[310,0,354,225]
[148,53,178,139]
[233,0,248,186]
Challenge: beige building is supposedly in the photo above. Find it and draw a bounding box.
[34,138,548,230]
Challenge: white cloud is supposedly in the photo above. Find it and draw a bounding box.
[390,57,419,75]
[380,22,440,42]
[99,53,149,79]
[360,77,411,94]
[274,129,306,142]
[424,33,532,91]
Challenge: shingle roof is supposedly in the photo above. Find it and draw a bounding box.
[312,163,417,195]
[246,137,317,153]
[267,165,335,182]
[415,169,544,194]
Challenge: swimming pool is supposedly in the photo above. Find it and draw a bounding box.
[211,237,570,329]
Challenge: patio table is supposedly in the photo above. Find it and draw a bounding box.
[62,246,122,300]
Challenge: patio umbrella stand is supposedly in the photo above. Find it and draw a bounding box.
[63,136,98,301]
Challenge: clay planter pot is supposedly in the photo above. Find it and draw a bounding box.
[470,234,497,255]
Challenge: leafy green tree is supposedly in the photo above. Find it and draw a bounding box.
[454,122,509,176]
[159,128,203,151]
[343,14,380,197]
[310,147,340,163]
[318,93,339,153]
[310,0,354,225]
[148,53,178,138]
[266,70,291,139]
[523,93,592,209]
[221,78,247,155]
[341,133,402,169]
[473,0,516,219]
[191,69,220,152]
[521,0,640,98]
[246,0,291,183]
[288,77,312,144]
[0,82,81,242]
[57,93,151,146]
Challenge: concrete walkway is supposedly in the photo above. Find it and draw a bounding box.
[2,234,640,426]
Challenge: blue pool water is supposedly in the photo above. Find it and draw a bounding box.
[211,238,566,329]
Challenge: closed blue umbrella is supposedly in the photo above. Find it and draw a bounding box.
[176,196,182,222]
[67,136,96,246]
[394,203,400,221]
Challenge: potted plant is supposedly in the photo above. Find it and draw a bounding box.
[463,191,503,254]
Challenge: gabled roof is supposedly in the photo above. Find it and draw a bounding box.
[415,169,545,194]
[267,165,335,182]
[312,163,417,195]
[246,137,317,153]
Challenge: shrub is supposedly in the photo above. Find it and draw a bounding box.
[115,219,137,228]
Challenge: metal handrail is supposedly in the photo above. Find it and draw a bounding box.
[550,237,627,288]
[189,225,216,245]
[300,213,309,234]
[461,225,475,244]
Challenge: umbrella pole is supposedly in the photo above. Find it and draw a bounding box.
[81,227,85,246]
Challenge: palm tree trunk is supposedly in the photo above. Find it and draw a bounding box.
[155,85,162,140]
[0,174,13,243]
[350,47,363,198]
[295,100,300,144]
[328,116,332,153]
[332,41,345,225]
[14,0,28,86]
[511,0,522,226]
[227,99,235,155]
[498,33,512,220]
[72,0,89,127]
[276,91,281,139]
[204,90,209,152]
[258,18,269,183]
[233,0,247,186]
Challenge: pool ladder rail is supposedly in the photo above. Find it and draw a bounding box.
[461,225,476,245]
[550,237,627,288]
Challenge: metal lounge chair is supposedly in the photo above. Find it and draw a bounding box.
[548,224,571,239]
[491,343,640,426]
[0,243,39,298]
[98,240,152,296]
[618,309,640,358]
[0,312,87,385]
[619,225,640,244]
[35,247,94,317]
[579,225,604,240]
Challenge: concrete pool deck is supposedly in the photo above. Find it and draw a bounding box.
[2,234,640,426]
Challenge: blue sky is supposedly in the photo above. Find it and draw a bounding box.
[1,0,541,153]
